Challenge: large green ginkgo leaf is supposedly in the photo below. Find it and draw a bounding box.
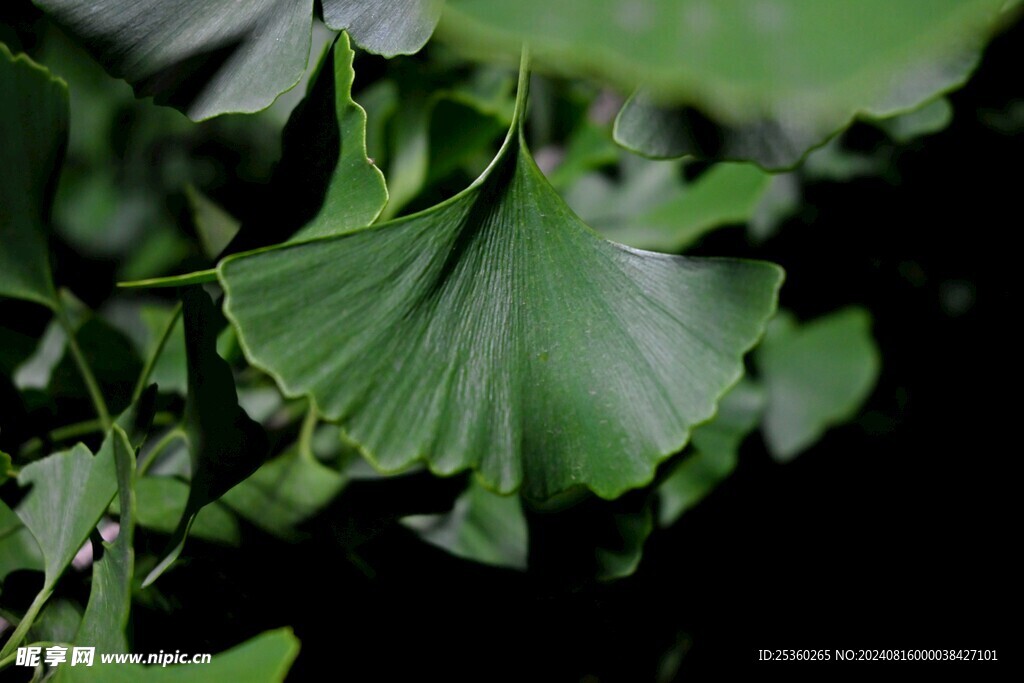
[33,0,314,121]
[441,0,1005,168]
[0,44,67,309]
[322,0,445,57]
[219,62,783,500]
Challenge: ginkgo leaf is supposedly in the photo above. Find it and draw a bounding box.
[143,287,268,586]
[756,308,880,461]
[322,0,445,57]
[0,44,68,309]
[402,480,528,569]
[221,447,346,541]
[57,628,300,683]
[73,426,136,653]
[657,379,763,526]
[219,61,783,500]
[0,432,120,659]
[439,0,1003,169]
[34,0,315,121]
[564,157,773,253]
[222,33,387,252]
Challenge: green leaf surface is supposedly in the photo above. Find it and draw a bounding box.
[565,158,772,253]
[186,186,241,260]
[114,477,240,546]
[29,598,82,644]
[57,628,300,682]
[594,505,653,581]
[0,501,44,593]
[756,309,880,461]
[74,426,135,653]
[322,0,444,57]
[0,44,68,308]
[874,97,954,143]
[284,34,389,241]
[219,63,783,500]
[402,480,527,570]
[138,306,187,396]
[658,380,763,526]
[143,287,268,585]
[34,0,315,121]
[431,0,1008,168]
[221,448,345,541]
[15,438,117,589]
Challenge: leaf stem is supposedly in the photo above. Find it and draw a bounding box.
[298,403,318,462]
[55,303,111,432]
[0,587,52,661]
[133,302,183,402]
[138,427,186,477]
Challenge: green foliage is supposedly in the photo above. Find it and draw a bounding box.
[0,44,66,308]
[0,1,1008,676]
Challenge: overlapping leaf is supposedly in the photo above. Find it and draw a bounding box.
[564,157,772,253]
[402,480,528,569]
[322,0,444,57]
[219,64,782,500]
[143,287,268,585]
[224,33,387,252]
[657,380,763,526]
[73,426,136,653]
[0,44,67,309]
[33,0,314,121]
[438,0,1004,168]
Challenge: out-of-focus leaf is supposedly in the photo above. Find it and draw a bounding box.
[658,380,763,526]
[0,44,67,309]
[756,308,880,461]
[49,316,144,416]
[873,97,954,143]
[0,450,12,485]
[544,120,620,191]
[143,287,268,586]
[801,138,887,182]
[374,65,514,219]
[112,477,239,546]
[185,186,241,260]
[0,501,44,594]
[594,505,653,581]
[219,66,783,500]
[221,448,345,541]
[429,0,1009,168]
[58,628,300,682]
[34,0,315,121]
[322,0,444,57]
[73,426,135,653]
[139,306,187,396]
[402,480,527,569]
[565,157,773,253]
[28,598,81,644]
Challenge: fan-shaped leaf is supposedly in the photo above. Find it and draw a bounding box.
[219,63,783,500]
[756,308,880,460]
[322,0,444,57]
[438,0,1002,168]
[34,0,314,121]
[0,44,67,309]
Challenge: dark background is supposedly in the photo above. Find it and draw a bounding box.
[1,5,1018,682]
